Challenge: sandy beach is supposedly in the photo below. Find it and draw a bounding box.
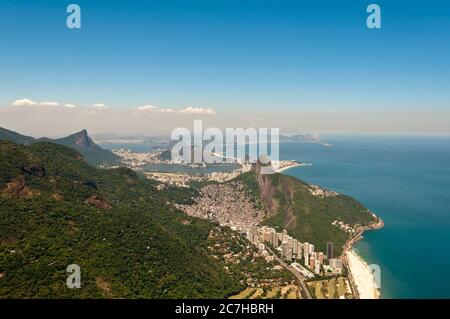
[346,249,380,299]
[276,163,311,173]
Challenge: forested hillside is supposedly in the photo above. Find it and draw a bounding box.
[0,141,284,298]
[236,163,375,255]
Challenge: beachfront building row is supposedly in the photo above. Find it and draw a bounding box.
[246,226,343,275]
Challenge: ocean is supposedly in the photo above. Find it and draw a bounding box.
[281,135,450,298]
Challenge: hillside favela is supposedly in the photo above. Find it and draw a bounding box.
[1,0,450,306]
[0,126,383,299]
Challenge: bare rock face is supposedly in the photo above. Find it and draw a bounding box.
[251,161,297,230]
[252,161,277,215]
[75,129,93,148]
[85,195,112,210]
[95,277,112,297]
[1,176,37,199]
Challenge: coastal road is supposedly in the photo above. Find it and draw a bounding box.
[266,247,313,299]
[342,216,384,299]
[342,227,365,298]
[342,252,360,299]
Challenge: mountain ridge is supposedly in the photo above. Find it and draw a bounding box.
[0,127,120,167]
[0,140,291,298]
[236,161,376,256]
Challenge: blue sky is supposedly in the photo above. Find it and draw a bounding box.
[0,0,449,113]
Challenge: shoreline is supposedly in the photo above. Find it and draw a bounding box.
[275,163,311,173]
[277,163,384,299]
[345,249,381,299]
[343,216,384,299]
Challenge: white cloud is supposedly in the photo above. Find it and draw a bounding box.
[135,104,157,111]
[133,104,215,115]
[159,108,176,113]
[10,98,215,120]
[133,105,175,113]
[40,101,59,107]
[12,98,60,107]
[92,103,108,109]
[178,106,216,115]
[12,98,38,106]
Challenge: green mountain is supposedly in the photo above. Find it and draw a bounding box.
[0,127,120,167]
[0,127,35,145]
[236,162,376,256]
[0,141,289,298]
[49,130,120,167]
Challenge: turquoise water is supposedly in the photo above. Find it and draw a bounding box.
[281,136,450,298]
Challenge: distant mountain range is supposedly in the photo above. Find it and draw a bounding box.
[0,127,35,145]
[0,127,120,167]
[93,133,331,148]
[0,127,331,167]
[279,134,332,146]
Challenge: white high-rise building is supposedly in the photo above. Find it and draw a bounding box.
[293,240,298,253]
[303,243,309,266]
[286,245,293,261]
[309,256,315,271]
[272,232,279,248]
[314,261,321,274]
[263,231,272,243]
[296,245,303,260]
[282,229,288,241]
[318,252,324,265]
[303,242,309,255]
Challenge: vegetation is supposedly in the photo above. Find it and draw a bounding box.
[0,127,120,167]
[236,170,374,256]
[229,285,300,300]
[50,130,120,166]
[234,171,265,210]
[0,127,35,145]
[307,277,352,299]
[162,185,199,205]
[0,141,283,298]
